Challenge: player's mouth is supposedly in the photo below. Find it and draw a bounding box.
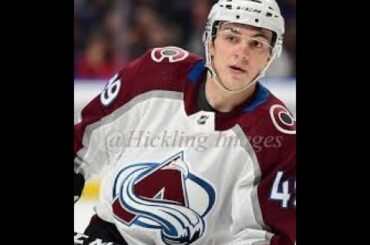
[228,65,246,75]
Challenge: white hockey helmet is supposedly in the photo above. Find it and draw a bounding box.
[203,0,285,57]
[202,0,285,92]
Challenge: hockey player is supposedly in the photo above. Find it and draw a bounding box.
[74,0,296,244]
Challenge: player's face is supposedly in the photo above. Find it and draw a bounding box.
[209,23,273,91]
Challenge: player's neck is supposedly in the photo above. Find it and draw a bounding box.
[205,76,256,113]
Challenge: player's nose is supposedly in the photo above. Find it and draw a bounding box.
[235,43,250,62]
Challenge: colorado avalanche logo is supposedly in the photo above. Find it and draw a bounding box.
[270,104,296,135]
[151,46,189,63]
[112,152,215,244]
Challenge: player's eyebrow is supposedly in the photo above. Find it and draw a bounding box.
[220,26,241,34]
[222,25,270,39]
[248,30,272,45]
[253,32,270,41]
[219,23,273,44]
[224,27,255,40]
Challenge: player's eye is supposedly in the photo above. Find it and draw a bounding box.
[249,38,271,53]
[249,39,264,49]
[221,31,241,44]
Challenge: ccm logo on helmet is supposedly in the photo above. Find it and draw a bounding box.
[151,46,189,63]
[269,104,296,135]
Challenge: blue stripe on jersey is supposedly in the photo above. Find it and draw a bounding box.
[243,83,271,113]
[188,60,206,85]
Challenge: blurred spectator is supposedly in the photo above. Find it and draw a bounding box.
[74,17,85,62]
[127,5,181,59]
[74,0,296,79]
[75,31,119,79]
[102,6,129,66]
[283,17,296,75]
[185,0,213,56]
[127,5,160,59]
[278,0,296,20]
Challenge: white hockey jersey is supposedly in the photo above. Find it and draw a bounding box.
[74,47,296,245]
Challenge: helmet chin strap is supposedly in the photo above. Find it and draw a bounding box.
[204,39,275,94]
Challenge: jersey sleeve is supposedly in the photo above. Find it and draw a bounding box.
[74,55,144,180]
[257,111,296,244]
[74,46,200,180]
[231,101,296,245]
[260,136,296,245]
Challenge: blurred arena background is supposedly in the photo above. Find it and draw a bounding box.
[74,0,296,233]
